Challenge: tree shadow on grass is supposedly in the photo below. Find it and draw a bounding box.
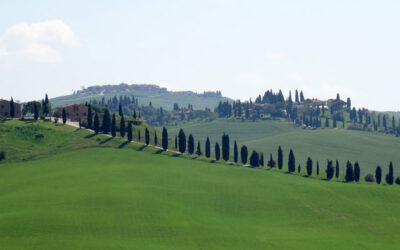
[99,137,113,145]
[118,141,130,148]
[170,153,181,157]
[154,149,163,154]
[85,134,96,139]
[137,145,146,151]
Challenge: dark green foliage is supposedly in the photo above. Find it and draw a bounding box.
[154,132,158,146]
[345,161,354,182]
[118,103,123,116]
[326,160,334,180]
[34,103,39,120]
[87,104,93,129]
[316,161,320,176]
[0,151,5,161]
[386,162,394,185]
[205,137,210,158]
[354,162,360,182]
[120,115,125,138]
[241,145,248,165]
[233,140,238,163]
[111,114,116,137]
[277,146,283,169]
[335,160,340,179]
[259,153,264,167]
[297,164,301,174]
[395,177,400,185]
[364,173,375,182]
[145,128,150,146]
[138,130,141,142]
[222,133,230,161]
[325,117,329,128]
[288,149,295,173]
[196,141,202,156]
[93,114,100,134]
[249,150,259,168]
[62,108,67,124]
[306,157,313,176]
[188,134,195,155]
[174,136,177,150]
[215,142,220,161]
[127,122,133,142]
[10,98,15,118]
[375,166,382,184]
[102,109,111,134]
[162,127,168,151]
[267,154,276,168]
[178,129,186,153]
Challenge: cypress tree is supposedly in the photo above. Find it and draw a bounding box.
[335,160,340,179]
[215,142,220,161]
[222,133,230,161]
[259,153,264,167]
[267,154,275,168]
[288,149,295,173]
[298,164,301,174]
[375,166,382,184]
[345,161,354,182]
[102,109,111,134]
[162,127,168,151]
[174,136,177,150]
[111,114,116,137]
[205,137,211,158]
[188,134,195,154]
[127,122,133,142]
[249,150,259,167]
[354,162,360,182]
[316,161,320,176]
[10,98,15,118]
[386,162,394,185]
[178,129,186,153]
[154,132,158,146]
[62,108,67,124]
[87,104,93,129]
[138,130,141,142]
[93,114,100,134]
[277,146,283,170]
[326,160,334,180]
[240,145,248,165]
[120,115,125,138]
[233,140,238,163]
[145,128,150,146]
[33,102,39,120]
[306,157,313,176]
[196,141,202,156]
[325,117,329,128]
[118,103,123,116]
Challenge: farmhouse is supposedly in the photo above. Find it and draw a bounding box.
[0,99,21,118]
[57,104,88,121]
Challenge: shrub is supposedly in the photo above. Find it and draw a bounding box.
[0,151,5,161]
[395,177,400,185]
[54,118,59,124]
[364,174,375,183]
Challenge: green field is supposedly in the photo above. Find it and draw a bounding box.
[165,119,400,175]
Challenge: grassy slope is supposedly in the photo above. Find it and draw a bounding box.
[1,148,400,249]
[165,119,400,175]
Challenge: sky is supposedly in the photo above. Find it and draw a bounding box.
[0,0,399,111]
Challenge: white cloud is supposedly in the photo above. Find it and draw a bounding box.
[266,52,283,59]
[0,19,77,63]
[286,72,304,82]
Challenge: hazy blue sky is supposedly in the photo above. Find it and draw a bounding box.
[0,0,399,111]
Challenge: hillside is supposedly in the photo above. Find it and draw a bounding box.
[165,119,400,175]
[50,83,231,110]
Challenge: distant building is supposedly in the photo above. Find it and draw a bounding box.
[57,104,88,121]
[0,99,21,118]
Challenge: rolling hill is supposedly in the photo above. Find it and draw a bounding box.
[165,119,400,175]
[50,83,231,110]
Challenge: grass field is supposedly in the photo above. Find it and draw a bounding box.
[165,119,400,175]
[1,148,400,249]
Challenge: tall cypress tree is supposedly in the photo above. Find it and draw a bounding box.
[306,157,313,176]
[249,150,259,167]
[188,134,195,154]
[288,149,295,173]
[335,160,340,179]
[120,115,125,138]
[233,140,238,163]
[354,162,360,182]
[174,136,177,150]
[345,161,354,182]
[259,153,264,167]
[87,104,93,129]
[118,103,123,116]
[127,122,133,142]
[267,154,275,168]
[240,145,248,165]
[375,166,382,184]
[326,160,334,180]
[205,137,211,158]
[154,131,158,146]
[33,102,39,121]
[178,129,186,153]
[316,161,320,176]
[10,98,15,118]
[196,141,202,156]
[102,108,111,134]
[215,142,220,161]
[93,114,100,134]
[222,133,230,161]
[145,128,150,146]
[278,146,283,170]
[162,127,168,151]
[111,113,116,137]
[386,162,394,185]
[62,108,67,124]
